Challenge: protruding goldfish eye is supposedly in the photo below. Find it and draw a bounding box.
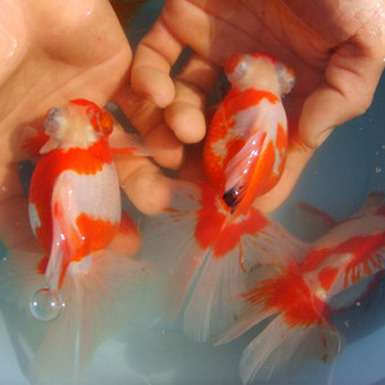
[224,53,249,85]
[91,110,114,136]
[98,111,114,136]
[274,62,296,95]
[44,107,64,136]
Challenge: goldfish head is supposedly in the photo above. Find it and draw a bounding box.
[40,99,114,154]
[224,52,295,96]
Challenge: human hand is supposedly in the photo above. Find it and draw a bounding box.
[0,0,169,252]
[130,0,385,213]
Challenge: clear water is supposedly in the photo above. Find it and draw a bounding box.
[1,1,385,384]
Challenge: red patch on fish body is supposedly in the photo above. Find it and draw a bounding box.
[194,184,227,249]
[213,208,269,257]
[245,268,328,329]
[203,88,279,188]
[300,229,385,296]
[29,139,114,257]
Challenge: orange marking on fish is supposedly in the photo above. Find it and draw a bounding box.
[195,185,227,249]
[213,208,269,257]
[36,256,49,275]
[318,267,339,291]
[74,213,120,261]
[203,89,279,187]
[29,140,113,253]
[111,147,136,156]
[244,269,328,329]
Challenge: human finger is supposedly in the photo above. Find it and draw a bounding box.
[254,143,314,214]
[299,40,385,148]
[114,154,172,216]
[164,54,220,143]
[114,89,184,169]
[131,11,184,107]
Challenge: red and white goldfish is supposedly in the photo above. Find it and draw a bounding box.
[1,99,149,383]
[141,53,298,342]
[217,192,385,384]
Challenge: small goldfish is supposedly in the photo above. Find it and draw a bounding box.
[217,192,385,384]
[141,53,298,342]
[1,99,149,383]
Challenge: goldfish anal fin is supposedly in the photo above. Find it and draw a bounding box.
[22,126,50,157]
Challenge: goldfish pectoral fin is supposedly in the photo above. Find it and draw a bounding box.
[110,132,151,157]
[139,180,206,322]
[239,316,341,384]
[22,126,50,158]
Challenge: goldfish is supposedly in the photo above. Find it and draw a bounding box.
[141,53,298,342]
[0,99,150,383]
[217,192,385,384]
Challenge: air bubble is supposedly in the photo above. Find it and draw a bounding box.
[29,288,65,322]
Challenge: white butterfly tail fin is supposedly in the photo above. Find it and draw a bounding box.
[183,208,306,342]
[0,247,151,384]
[140,180,206,322]
[239,316,341,384]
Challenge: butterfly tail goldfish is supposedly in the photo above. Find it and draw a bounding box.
[142,52,299,342]
[141,180,305,342]
[216,262,342,384]
[217,192,385,384]
[0,99,151,383]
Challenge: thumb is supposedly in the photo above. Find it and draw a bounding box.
[299,45,385,149]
